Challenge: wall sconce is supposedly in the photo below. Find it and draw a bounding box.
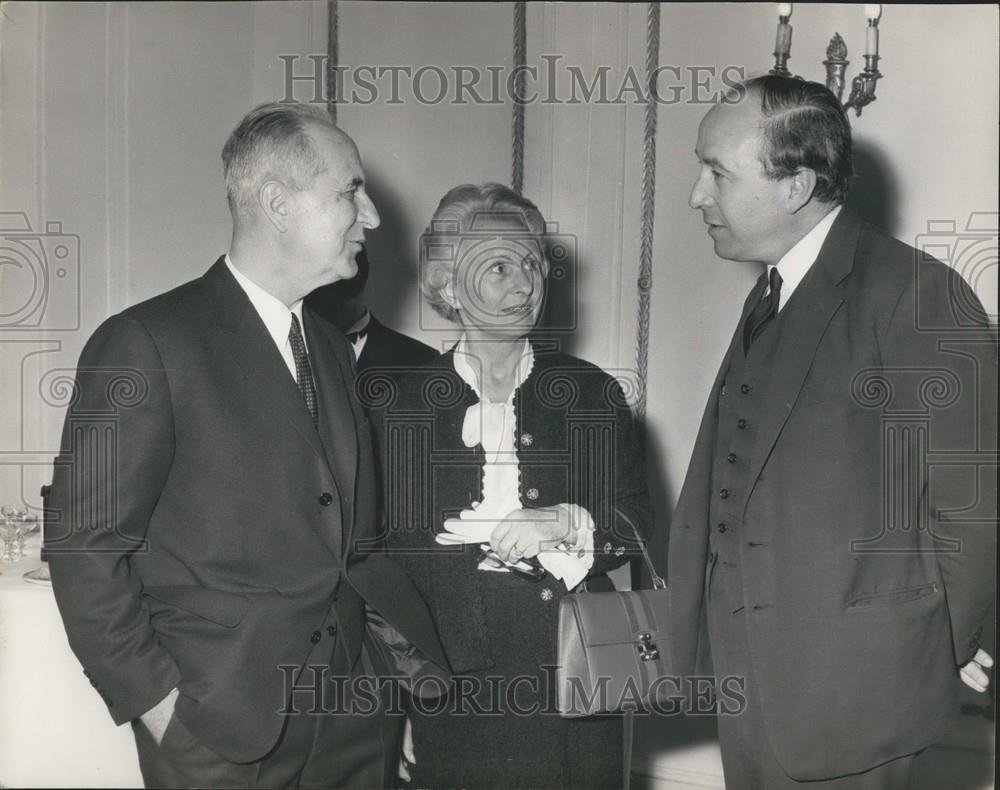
[770,4,884,117]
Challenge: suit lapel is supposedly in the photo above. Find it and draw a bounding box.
[740,210,862,516]
[305,308,359,549]
[721,275,766,395]
[203,259,327,462]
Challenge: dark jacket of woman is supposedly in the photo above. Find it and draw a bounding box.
[366,343,652,789]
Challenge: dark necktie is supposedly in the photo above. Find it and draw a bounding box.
[346,326,369,345]
[743,267,783,355]
[288,314,318,427]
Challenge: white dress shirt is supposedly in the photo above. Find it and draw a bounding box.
[769,205,842,312]
[225,254,306,382]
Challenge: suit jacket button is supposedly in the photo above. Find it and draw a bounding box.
[717,523,727,533]
[737,419,747,429]
[740,384,751,394]
[526,487,539,501]
[719,488,729,499]
[327,625,338,637]
[310,630,322,644]
[727,453,737,463]
[318,492,334,506]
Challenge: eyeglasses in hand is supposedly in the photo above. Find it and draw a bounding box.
[477,545,545,581]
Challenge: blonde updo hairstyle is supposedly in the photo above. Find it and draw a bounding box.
[419,183,548,323]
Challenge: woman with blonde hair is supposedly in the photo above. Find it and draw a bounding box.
[370,183,651,789]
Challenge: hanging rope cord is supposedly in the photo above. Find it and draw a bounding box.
[634,3,660,421]
[511,1,527,196]
[327,1,339,124]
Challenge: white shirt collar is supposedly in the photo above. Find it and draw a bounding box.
[453,335,534,405]
[225,254,306,352]
[771,205,841,311]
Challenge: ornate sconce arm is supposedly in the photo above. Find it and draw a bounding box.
[771,4,884,117]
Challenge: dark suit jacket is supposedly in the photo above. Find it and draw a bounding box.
[355,314,438,374]
[661,209,997,780]
[45,258,447,763]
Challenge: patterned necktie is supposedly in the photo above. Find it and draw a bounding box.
[743,267,783,355]
[288,313,318,427]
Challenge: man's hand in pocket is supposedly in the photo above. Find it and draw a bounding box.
[139,687,180,746]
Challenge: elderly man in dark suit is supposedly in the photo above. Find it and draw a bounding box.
[45,102,446,788]
[307,248,438,375]
[662,76,996,788]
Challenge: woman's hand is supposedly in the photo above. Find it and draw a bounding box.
[960,649,993,693]
[490,506,573,563]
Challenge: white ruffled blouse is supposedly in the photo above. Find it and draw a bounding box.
[437,336,595,590]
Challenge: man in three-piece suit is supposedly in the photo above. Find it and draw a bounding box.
[663,76,996,788]
[307,248,439,374]
[45,102,447,788]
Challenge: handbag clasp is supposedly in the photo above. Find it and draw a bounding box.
[636,632,660,662]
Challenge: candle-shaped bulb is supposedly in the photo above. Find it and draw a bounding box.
[864,5,880,57]
[774,4,793,57]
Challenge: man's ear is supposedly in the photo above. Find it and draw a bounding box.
[259,180,289,232]
[786,168,818,214]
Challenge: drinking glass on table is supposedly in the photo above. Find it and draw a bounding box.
[16,508,37,557]
[0,505,19,563]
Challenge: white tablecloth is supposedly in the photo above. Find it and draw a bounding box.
[0,537,143,787]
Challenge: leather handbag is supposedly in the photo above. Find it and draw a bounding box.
[556,516,671,717]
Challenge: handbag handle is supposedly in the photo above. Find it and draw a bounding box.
[615,509,666,590]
